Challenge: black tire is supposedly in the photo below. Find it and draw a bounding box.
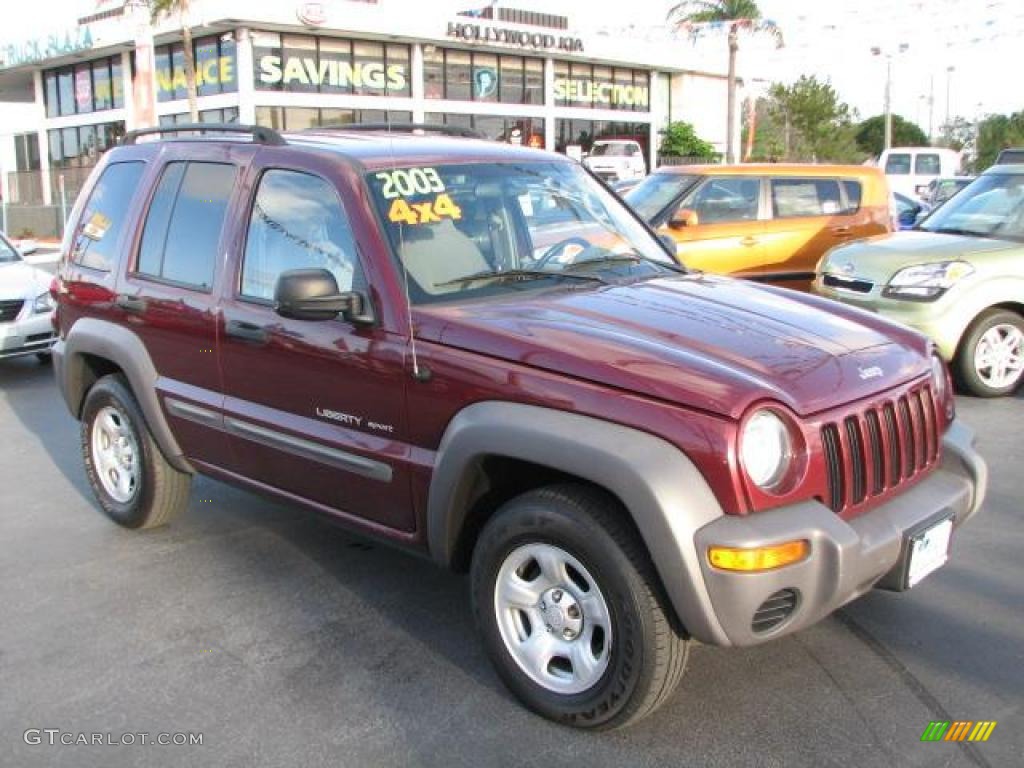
[955,309,1024,397]
[36,352,52,364]
[471,483,689,730]
[80,374,191,529]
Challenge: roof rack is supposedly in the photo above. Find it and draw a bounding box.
[310,122,486,140]
[121,123,287,146]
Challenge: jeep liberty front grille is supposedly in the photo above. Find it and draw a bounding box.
[820,384,941,514]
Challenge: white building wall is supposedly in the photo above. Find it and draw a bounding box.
[669,73,733,157]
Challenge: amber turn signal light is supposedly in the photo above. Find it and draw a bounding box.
[708,540,809,572]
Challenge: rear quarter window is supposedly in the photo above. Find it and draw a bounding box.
[70,161,146,272]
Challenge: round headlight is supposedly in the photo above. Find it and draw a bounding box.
[740,409,792,490]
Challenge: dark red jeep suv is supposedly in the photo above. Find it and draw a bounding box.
[52,123,987,729]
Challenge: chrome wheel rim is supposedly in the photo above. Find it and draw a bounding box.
[90,405,140,504]
[974,323,1024,390]
[493,543,612,695]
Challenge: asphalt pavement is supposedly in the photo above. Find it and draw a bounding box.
[0,357,1021,767]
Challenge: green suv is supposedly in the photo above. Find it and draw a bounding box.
[816,164,1024,397]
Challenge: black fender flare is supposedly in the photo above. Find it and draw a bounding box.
[53,318,193,474]
[426,401,729,645]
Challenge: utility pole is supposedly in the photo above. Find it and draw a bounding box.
[928,74,934,142]
[872,43,908,152]
[945,65,954,127]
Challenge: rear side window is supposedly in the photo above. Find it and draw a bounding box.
[915,154,941,175]
[137,161,235,290]
[240,169,362,301]
[885,153,911,175]
[770,178,843,218]
[71,161,145,272]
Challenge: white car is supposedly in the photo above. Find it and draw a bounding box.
[583,139,647,182]
[0,232,56,362]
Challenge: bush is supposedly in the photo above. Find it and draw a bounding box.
[659,121,716,159]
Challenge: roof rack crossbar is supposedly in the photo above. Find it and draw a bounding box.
[308,122,486,140]
[121,123,287,146]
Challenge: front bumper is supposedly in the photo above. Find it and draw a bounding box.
[0,311,56,359]
[814,278,967,360]
[693,420,986,646]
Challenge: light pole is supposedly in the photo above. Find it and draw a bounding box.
[945,65,954,127]
[871,43,909,151]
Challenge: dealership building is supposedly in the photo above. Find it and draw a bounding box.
[0,0,735,233]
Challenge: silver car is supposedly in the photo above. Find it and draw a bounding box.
[0,232,57,362]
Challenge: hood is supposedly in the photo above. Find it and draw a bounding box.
[415,275,931,419]
[0,261,51,302]
[823,230,1019,282]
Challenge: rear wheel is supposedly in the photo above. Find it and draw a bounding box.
[80,374,191,528]
[956,309,1024,397]
[471,484,689,730]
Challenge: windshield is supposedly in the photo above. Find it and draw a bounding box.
[591,143,630,157]
[920,172,1024,241]
[0,235,22,264]
[366,161,676,305]
[624,173,699,222]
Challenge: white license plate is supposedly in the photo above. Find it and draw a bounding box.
[907,518,953,588]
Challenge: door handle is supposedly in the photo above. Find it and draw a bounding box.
[225,319,268,344]
[114,294,147,313]
[740,236,759,247]
[830,226,852,235]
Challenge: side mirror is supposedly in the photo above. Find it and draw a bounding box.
[657,233,678,256]
[274,268,373,324]
[898,207,919,227]
[669,208,699,229]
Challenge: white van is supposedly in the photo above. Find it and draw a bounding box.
[879,146,961,200]
[582,140,647,182]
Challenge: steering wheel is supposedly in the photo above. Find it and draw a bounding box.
[536,237,594,269]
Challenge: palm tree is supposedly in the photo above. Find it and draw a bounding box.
[150,0,199,122]
[667,1,782,163]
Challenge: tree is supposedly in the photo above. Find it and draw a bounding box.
[855,115,928,157]
[975,111,1024,172]
[659,121,717,159]
[937,116,973,152]
[150,0,198,122]
[745,75,862,163]
[667,1,782,163]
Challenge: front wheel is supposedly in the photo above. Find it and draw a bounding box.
[471,484,689,729]
[956,309,1024,397]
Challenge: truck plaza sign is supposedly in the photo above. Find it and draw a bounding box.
[446,22,584,52]
[1,28,94,69]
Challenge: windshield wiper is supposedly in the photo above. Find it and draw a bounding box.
[927,226,1001,239]
[434,268,608,289]
[564,252,687,275]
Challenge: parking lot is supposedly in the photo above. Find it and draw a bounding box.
[0,356,1019,767]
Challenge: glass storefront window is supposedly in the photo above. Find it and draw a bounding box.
[47,122,126,170]
[44,72,59,118]
[553,63,651,112]
[319,37,352,95]
[425,112,544,146]
[255,106,411,132]
[252,33,411,97]
[525,59,544,105]
[58,70,75,116]
[386,44,411,97]
[499,56,523,104]
[472,53,498,102]
[423,48,443,99]
[154,35,238,102]
[93,62,112,111]
[444,50,471,101]
[555,119,650,156]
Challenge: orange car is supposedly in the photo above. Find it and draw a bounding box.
[624,164,891,290]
